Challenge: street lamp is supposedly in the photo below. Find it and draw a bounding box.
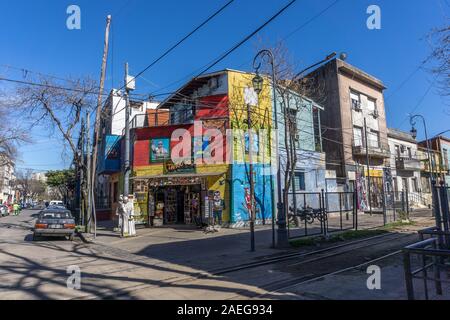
[252,49,283,248]
[410,114,435,182]
[252,72,264,95]
[252,49,336,248]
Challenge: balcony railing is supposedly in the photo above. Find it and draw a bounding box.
[396,157,421,171]
[352,145,390,158]
[130,112,170,130]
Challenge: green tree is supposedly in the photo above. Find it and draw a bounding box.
[45,169,76,201]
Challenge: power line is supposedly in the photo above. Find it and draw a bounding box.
[150,0,338,98]
[121,0,235,93]
[194,0,298,78]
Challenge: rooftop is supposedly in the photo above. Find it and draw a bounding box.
[388,128,416,143]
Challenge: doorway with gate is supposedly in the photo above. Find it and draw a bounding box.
[148,184,202,226]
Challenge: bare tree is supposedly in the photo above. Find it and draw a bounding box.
[424,25,450,100]
[255,41,328,227]
[14,169,33,203]
[0,93,29,166]
[13,77,97,162]
[10,77,97,222]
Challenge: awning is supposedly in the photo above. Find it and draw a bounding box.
[131,172,226,180]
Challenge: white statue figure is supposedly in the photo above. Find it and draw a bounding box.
[125,197,136,237]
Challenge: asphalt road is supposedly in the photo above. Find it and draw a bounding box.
[0,209,442,300]
[0,209,285,299]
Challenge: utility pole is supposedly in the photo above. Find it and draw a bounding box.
[90,15,111,235]
[247,103,255,252]
[86,112,91,231]
[124,62,131,197]
[364,117,373,215]
[79,116,85,227]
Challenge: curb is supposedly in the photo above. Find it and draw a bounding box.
[76,230,94,244]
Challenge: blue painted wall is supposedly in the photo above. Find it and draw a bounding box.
[230,163,273,224]
[98,135,122,174]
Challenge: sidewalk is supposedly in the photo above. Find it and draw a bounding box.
[80,222,289,273]
[78,209,434,274]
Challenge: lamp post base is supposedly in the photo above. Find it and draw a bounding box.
[276,225,289,248]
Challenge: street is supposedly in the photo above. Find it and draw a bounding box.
[0,208,446,300]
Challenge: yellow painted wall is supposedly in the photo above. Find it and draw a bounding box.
[132,163,231,222]
[227,70,273,164]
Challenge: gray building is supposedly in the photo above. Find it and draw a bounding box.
[307,58,390,210]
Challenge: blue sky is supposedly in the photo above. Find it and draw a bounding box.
[1,0,449,172]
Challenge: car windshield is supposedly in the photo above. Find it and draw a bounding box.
[40,212,72,219]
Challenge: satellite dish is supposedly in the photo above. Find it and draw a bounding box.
[340,52,348,61]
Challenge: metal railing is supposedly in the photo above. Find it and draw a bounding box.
[403,237,450,300]
[286,190,357,239]
[130,112,171,129]
[403,184,450,300]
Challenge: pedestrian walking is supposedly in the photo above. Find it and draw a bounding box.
[212,191,225,228]
[13,203,19,216]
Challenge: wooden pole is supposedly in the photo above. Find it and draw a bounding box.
[90,15,112,235]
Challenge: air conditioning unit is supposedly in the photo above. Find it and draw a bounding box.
[372,109,379,119]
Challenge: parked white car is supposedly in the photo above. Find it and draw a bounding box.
[49,200,64,207]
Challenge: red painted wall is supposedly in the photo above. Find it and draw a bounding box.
[133,94,231,168]
[195,94,229,119]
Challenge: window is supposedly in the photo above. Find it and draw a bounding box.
[412,178,419,192]
[350,92,361,111]
[288,109,299,135]
[395,145,400,158]
[367,98,375,112]
[443,149,449,169]
[293,172,306,191]
[407,147,412,159]
[113,182,118,203]
[353,126,363,147]
[369,130,380,148]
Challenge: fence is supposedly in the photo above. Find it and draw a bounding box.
[403,183,450,300]
[286,190,357,239]
[285,188,422,240]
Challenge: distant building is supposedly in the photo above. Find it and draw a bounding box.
[307,58,390,211]
[418,135,450,187]
[387,128,427,207]
[95,89,163,219]
[0,157,15,204]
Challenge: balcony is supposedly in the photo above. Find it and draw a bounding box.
[396,157,421,171]
[352,145,390,158]
[130,112,170,130]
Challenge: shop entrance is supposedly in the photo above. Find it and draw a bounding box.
[150,184,202,225]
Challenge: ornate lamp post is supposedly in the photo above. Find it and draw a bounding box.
[410,114,435,182]
[252,49,336,247]
[252,49,287,248]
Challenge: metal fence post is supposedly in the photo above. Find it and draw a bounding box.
[406,187,410,220]
[354,189,358,231]
[432,240,443,296]
[401,190,406,213]
[321,189,328,237]
[432,181,443,248]
[339,193,343,230]
[439,182,450,247]
[392,190,396,222]
[403,250,415,300]
[382,184,387,226]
